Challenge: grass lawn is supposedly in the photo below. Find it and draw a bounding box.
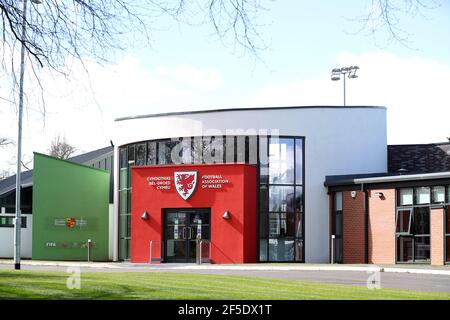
[0,269,449,300]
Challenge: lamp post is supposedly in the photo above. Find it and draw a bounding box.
[14,0,41,271]
[331,66,359,106]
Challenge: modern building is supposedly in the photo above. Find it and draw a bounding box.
[0,146,113,259]
[1,106,449,265]
[112,106,387,263]
[326,144,450,265]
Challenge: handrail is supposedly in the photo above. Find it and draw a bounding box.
[149,240,163,264]
[197,239,211,264]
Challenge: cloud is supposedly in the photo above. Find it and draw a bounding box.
[0,55,225,173]
[245,52,450,144]
[2,51,449,176]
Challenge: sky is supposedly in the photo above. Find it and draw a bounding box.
[1,0,450,174]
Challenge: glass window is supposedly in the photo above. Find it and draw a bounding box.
[259,239,268,262]
[269,213,295,237]
[127,145,135,163]
[259,211,268,238]
[399,188,413,206]
[181,138,193,164]
[397,236,413,262]
[269,138,294,184]
[269,186,295,212]
[119,238,128,260]
[335,213,343,236]
[269,212,280,236]
[119,190,127,215]
[158,140,178,164]
[334,192,343,211]
[135,143,146,166]
[119,168,127,190]
[119,215,128,239]
[202,136,224,164]
[119,147,127,168]
[294,212,303,238]
[396,209,412,234]
[413,207,430,235]
[147,141,157,165]
[259,136,268,167]
[295,139,303,184]
[432,186,445,203]
[259,184,268,213]
[415,187,430,204]
[127,190,132,214]
[269,238,294,261]
[414,236,430,262]
[334,238,342,263]
[295,187,303,213]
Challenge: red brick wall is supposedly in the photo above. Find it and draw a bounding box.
[368,189,396,264]
[430,207,445,266]
[342,191,366,264]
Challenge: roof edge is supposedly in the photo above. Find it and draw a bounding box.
[325,171,450,187]
[115,105,386,122]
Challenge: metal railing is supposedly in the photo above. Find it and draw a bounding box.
[149,240,164,264]
[196,239,211,264]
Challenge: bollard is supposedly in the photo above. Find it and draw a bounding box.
[331,235,335,264]
[87,239,92,262]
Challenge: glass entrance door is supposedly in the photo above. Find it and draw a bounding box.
[164,208,210,262]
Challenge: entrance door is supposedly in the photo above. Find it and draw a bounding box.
[164,208,210,262]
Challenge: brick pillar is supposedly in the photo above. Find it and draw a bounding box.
[430,207,445,266]
[368,189,396,265]
[342,190,366,264]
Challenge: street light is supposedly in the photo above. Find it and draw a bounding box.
[14,0,42,271]
[331,66,359,106]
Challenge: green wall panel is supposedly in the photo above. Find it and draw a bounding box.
[32,153,110,261]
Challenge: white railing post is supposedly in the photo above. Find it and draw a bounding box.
[149,240,153,264]
[331,235,335,264]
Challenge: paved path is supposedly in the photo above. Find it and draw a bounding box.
[1,261,449,293]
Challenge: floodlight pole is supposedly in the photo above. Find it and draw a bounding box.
[331,66,359,107]
[14,0,30,271]
[343,74,346,107]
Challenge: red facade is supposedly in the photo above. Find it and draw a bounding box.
[131,163,257,264]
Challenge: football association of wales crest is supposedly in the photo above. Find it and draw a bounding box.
[174,171,197,200]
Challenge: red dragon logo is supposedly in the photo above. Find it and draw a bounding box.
[174,171,197,200]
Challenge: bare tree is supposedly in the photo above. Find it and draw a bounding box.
[351,0,441,48]
[0,137,13,147]
[48,134,76,159]
[0,1,266,83]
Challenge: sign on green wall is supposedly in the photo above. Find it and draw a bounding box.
[32,153,110,261]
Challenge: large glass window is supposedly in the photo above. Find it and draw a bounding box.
[332,192,343,263]
[260,136,304,262]
[396,206,430,263]
[117,135,305,262]
[268,138,294,184]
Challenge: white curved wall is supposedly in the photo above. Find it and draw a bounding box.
[112,107,387,263]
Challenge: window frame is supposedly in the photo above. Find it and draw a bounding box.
[395,208,413,235]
